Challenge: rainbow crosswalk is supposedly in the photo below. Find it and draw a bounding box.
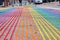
[0,6,60,40]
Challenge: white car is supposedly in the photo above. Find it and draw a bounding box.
[34,0,43,4]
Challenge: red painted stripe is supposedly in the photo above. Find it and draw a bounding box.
[10,17,19,40]
[0,16,6,25]
[0,17,14,38]
[0,17,13,31]
[0,15,13,26]
[4,17,17,40]
[9,10,22,40]
[0,9,19,31]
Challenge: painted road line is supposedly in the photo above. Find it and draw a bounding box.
[16,6,24,8]
[29,6,59,39]
[14,8,22,40]
[0,17,15,39]
[0,8,7,10]
[27,16,34,40]
[4,17,16,40]
[4,17,18,40]
[0,7,15,11]
[25,7,36,40]
[15,7,24,40]
[10,17,19,40]
[9,8,21,40]
[32,7,60,38]
[0,17,13,31]
[26,15,31,40]
[0,9,17,29]
[33,23,41,40]
[32,16,46,40]
[30,21,35,40]
[0,16,9,26]
[10,9,22,40]
[36,12,60,38]
[26,19,29,40]
[30,19,41,40]
[34,7,60,33]
[29,7,46,40]
[0,17,14,38]
[0,7,11,10]
[31,13,51,40]
[32,10,57,40]
[31,7,60,40]
[14,17,20,40]
[0,9,19,31]
[0,17,13,36]
[23,7,30,40]
[42,16,60,33]
[40,15,60,39]
[0,16,11,27]
[29,8,46,40]
[32,12,57,40]
[38,16,57,40]
[20,17,24,40]
[36,16,51,40]
[24,7,36,40]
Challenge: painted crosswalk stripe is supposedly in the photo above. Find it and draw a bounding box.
[29,7,46,40]
[29,7,60,40]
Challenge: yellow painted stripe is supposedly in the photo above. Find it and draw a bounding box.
[29,7,60,40]
[31,13,51,40]
[33,20,40,40]
[32,17,46,40]
[40,15,60,39]
[29,8,46,40]
[30,7,60,39]
[38,16,57,40]
[0,7,12,10]
[37,17,51,40]
[35,11,60,38]
[32,10,57,40]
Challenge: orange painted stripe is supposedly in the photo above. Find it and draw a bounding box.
[15,18,20,40]
[26,17,31,40]
[20,18,24,40]
[26,22,29,40]
[34,23,40,40]
[30,21,35,40]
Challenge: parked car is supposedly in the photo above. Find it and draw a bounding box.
[34,0,43,4]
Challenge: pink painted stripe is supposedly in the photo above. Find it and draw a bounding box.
[3,9,21,40]
[0,17,13,31]
[0,9,19,31]
[4,17,17,40]
[10,9,22,40]
[0,17,14,38]
[10,17,19,40]
[0,10,17,28]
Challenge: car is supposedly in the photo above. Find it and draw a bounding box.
[34,0,43,4]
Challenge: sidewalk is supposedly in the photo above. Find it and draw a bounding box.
[36,2,60,10]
